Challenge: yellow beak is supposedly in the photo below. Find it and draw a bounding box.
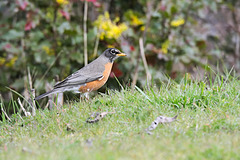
[117,52,126,56]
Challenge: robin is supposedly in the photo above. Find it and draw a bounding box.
[35,48,126,100]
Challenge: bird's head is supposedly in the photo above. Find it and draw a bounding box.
[103,48,126,62]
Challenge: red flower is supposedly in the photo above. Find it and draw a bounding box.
[110,63,123,78]
[130,45,135,51]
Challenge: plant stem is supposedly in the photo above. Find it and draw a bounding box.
[93,35,99,58]
[84,0,88,66]
[139,37,151,88]
[131,55,140,90]
[231,7,240,70]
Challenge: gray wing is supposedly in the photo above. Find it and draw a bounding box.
[54,62,105,89]
[54,73,103,89]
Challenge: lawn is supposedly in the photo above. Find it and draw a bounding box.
[1,75,240,160]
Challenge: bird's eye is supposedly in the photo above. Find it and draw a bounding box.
[111,49,116,54]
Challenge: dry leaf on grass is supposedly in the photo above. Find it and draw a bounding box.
[146,115,178,134]
[66,123,75,133]
[86,112,115,123]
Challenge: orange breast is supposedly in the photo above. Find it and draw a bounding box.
[79,62,113,93]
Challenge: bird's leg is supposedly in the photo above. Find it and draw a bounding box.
[80,93,84,102]
[80,92,90,101]
[84,92,90,101]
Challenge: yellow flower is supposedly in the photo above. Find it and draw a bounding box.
[46,12,52,19]
[0,57,6,66]
[5,56,18,67]
[140,26,145,31]
[113,17,120,23]
[102,11,110,19]
[94,12,128,40]
[171,18,185,27]
[161,40,170,54]
[107,44,115,48]
[57,41,62,46]
[130,14,144,26]
[99,32,105,40]
[119,23,128,31]
[126,10,144,27]
[42,46,55,55]
[56,0,69,5]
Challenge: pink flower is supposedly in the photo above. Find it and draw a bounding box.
[160,5,166,12]
[3,44,12,50]
[81,0,101,7]
[16,0,28,11]
[25,21,33,31]
[60,10,70,20]
[92,1,101,7]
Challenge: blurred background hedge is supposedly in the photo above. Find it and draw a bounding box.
[0,0,240,102]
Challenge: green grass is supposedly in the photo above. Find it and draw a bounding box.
[1,75,240,160]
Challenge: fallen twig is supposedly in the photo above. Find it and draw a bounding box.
[86,112,115,123]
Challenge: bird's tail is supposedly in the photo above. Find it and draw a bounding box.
[35,89,59,100]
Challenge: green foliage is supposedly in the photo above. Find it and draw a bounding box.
[0,0,240,103]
